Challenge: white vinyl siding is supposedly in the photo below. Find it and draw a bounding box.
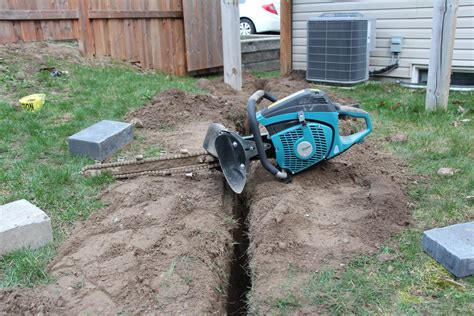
[292,0,474,80]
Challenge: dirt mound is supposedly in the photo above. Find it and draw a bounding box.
[245,140,410,313]
[0,41,82,65]
[127,88,247,132]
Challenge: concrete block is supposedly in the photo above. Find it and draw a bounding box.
[68,120,133,161]
[0,200,53,255]
[423,221,474,278]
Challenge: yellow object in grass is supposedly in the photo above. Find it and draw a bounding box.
[19,94,46,112]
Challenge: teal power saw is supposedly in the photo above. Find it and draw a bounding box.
[203,89,372,193]
[82,89,372,194]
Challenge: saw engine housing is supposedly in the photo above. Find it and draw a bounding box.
[204,89,372,193]
[258,89,371,174]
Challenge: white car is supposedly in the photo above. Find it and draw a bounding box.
[239,0,280,35]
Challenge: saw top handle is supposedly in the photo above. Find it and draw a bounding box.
[247,90,289,182]
[336,105,373,151]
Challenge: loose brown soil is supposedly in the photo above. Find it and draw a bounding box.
[245,141,410,314]
[0,71,411,314]
[1,175,233,314]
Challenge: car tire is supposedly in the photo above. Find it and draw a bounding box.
[240,18,256,36]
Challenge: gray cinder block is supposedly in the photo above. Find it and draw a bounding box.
[423,221,474,278]
[68,120,133,161]
[0,199,53,255]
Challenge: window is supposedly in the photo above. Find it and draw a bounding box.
[418,69,474,86]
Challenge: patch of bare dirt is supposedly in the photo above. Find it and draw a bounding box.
[0,41,83,68]
[0,41,118,103]
[127,89,246,133]
[0,67,411,314]
[0,41,116,72]
[244,139,411,313]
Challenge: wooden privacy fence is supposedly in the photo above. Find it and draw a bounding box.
[0,0,223,75]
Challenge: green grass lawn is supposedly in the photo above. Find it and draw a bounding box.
[1,55,473,314]
[0,57,198,287]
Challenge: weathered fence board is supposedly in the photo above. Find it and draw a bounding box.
[0,10,78,20]
[78,0,94,56]
[182,0,223,72]
[89,10,182,19]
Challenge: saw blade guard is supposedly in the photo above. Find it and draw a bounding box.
[203,123,249,193]
[204,122,273,193]
[213,131,249,194]
[203,123,228,158]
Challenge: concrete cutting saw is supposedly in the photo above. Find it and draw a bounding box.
[82,89,372,194]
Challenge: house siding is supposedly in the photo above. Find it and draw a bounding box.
[292,0,474,80]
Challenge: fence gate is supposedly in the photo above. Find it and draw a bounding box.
[182,0,223,72]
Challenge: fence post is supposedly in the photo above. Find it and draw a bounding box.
[78,0,95,57]
[425,0,459,111]
[221,0,242,91]
[280,0,292,76]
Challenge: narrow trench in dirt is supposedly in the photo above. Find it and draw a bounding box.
[225,184,252,316]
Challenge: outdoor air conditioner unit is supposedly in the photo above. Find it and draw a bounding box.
[306,12,376,85]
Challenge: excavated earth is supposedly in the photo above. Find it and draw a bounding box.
[0,73,411,314]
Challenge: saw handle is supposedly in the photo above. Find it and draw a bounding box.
[337,105,373,151]
[248,90,289,181]
[248,90,277,103]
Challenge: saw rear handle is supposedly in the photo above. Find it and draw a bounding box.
[247,90,290,182]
